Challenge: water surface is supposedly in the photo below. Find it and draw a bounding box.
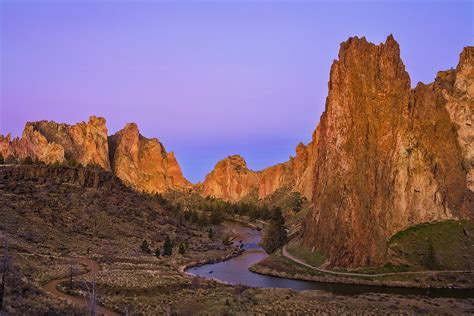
[187,221,474,298]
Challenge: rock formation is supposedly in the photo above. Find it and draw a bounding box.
[108,123,191,193]
[0,131,64,165]
[0,164,123,190]
[201,155,260,201]
[302,36,473,267]
[201,131,318,201]
[0,117,191,194]
[25,116,111,170]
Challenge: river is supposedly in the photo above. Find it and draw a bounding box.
[186,221,474,298]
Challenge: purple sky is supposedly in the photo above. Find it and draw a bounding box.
[1,1,472,183]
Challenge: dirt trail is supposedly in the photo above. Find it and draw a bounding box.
[282,245,473,278]
[42,257,120,316]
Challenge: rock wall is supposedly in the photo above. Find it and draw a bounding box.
[108,123,191,193]
[0,131,64,165]
[24,116,111,170]
[302,36,473,267]
[200,155,260,201]
[0,165,124,190]
[0,117,191,194]
[201,132,318,201]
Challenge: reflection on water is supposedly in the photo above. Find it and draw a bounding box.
[187,221,474,298]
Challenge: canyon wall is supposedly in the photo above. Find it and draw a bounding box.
[108,123,191,193]
[0,117,190,193]
[201,130,318,201]
[302,36,473,267]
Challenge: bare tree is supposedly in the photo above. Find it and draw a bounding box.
[68,261,78,291]
[84,277,97,316]
[0,238,11,315]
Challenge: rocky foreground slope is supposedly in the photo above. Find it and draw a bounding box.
[302,36,473,267]
[0,117,190,193]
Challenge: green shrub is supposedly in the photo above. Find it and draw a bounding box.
[140,239,151,254]
[23,156,34,165]
[261,207,287,254]
[163,235,173,256]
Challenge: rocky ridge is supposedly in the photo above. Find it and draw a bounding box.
[200,129,318,201]
[0,117,190,193]
[302,36,473,267]
[108,123,191,193]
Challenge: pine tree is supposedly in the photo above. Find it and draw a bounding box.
[208,228,214,240]
[261,207,287,254]
[140,239,151,254]
[163,235,173,256]
[23,156,34,165]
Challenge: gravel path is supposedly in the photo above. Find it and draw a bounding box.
[42,257,120,316]
[282,245,473,278]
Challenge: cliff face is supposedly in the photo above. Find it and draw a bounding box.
[1,117,191,194]
[302,36,473,267]
[0,130,64,165]
[0,164,124,190]
[24,116,111,170]
[108,123,191,193]
[1,116,110,169]
[201,132,318,201]
[201,155,260,201]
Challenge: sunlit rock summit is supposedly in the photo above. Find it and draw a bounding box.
[201,131,318,201]
[302,35,473,267]
[0,117,190,193]
[108,122,191,193]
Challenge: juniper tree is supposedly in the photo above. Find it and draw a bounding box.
[140,239,151,254]
[261,207,287,254]
[208,227,214,240]
[163,235,173,256]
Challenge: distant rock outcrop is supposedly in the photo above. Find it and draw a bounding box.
[0,130,64,165]
[201,131,318,201]
[0,117,190,194]
[302,36,473,267]
[201,155,260,201]
[108,123,191,193]
[25,116,111,170]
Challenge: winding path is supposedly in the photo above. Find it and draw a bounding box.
[41,257,120,316]
[282,245,473,278]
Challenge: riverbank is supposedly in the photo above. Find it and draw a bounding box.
[251,248,474,291]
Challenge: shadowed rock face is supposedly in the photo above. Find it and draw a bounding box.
[302,36,473,267]
[108,123,191,193]
[0,164,124,190]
